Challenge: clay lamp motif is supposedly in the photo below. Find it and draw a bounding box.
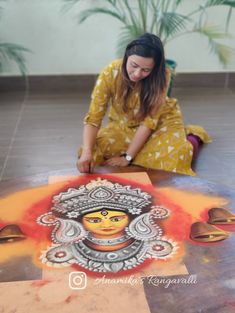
[0,225,26,243]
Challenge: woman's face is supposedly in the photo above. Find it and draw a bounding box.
[82,209,129,236]
[126,54,155,82]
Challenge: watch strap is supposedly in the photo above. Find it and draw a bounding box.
[120,153,133,163]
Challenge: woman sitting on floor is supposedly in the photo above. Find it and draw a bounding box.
[77,33,211,175]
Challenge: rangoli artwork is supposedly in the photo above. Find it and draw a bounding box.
[0,172,235,313]
[37,178,177,273]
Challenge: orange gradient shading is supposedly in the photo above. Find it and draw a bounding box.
[156,187,228,241]
[0,174,229,276]
[0,238,36,263]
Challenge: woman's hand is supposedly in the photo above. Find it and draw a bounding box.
[104,156,130,167]
[76,149,93,173]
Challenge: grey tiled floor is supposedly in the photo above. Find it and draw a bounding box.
[0,87,235,188]
[0,92,88,179]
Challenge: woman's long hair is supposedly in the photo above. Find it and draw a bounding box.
[119,33,166,120]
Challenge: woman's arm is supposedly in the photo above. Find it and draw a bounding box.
[77,124,99,173]
[126,124,152,157]
[77,61,118,172]
[105,125,152,166]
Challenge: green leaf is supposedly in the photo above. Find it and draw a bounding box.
[225,7,233,30]
[210,42,234,65]
[205,0,235,8]
[193,25,234,65]
[116,26,143,57]
[0,43,31,76]
[65,0,235,65]
[175,0,185,4]
[0,0,7,17]
[224,0,235,7]
[156,12,190,43]
[138,0,148,31]
[61,0,81,13]
[78,8,125,24]
[194,24,231,39]
[122,0,141,31]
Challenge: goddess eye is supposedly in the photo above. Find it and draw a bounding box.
[110,216,125,222]
[86,218,101,223]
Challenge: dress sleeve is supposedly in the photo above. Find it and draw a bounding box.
[141,110,161,130]
[83,63,113,128]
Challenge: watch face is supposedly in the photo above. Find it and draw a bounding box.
[125,154,132,162]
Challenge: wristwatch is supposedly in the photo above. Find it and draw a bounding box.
[121,153,133,163]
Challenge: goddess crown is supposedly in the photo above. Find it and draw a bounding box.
[52,178,152,218]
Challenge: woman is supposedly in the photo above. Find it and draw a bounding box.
[77,33,210,175]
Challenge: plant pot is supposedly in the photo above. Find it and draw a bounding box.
[166,59,177,97]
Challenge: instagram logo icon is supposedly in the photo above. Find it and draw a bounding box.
[69,272,87,290]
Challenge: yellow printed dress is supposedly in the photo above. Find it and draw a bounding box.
[82,59,211,176]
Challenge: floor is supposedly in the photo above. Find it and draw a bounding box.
[0,85,235,188]
[1,84,235,313]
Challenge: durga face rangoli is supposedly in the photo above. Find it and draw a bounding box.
[37,178,177,273]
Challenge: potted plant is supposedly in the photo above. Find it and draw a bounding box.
[0,2,30,76]
[63,0,235,95]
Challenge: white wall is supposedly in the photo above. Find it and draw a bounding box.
[1,0,235,75]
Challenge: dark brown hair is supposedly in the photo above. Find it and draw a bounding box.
[119,33,167,120]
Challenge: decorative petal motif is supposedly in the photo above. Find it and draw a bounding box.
[41,244,75,267]
[128,207,142,215]
[37,212,58,226]
[104,262,124,273]
[88,186,114,201]
[51,219,87,244]
[126,212,163,241]
[147,238,178,259]
[150,206,170,219]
